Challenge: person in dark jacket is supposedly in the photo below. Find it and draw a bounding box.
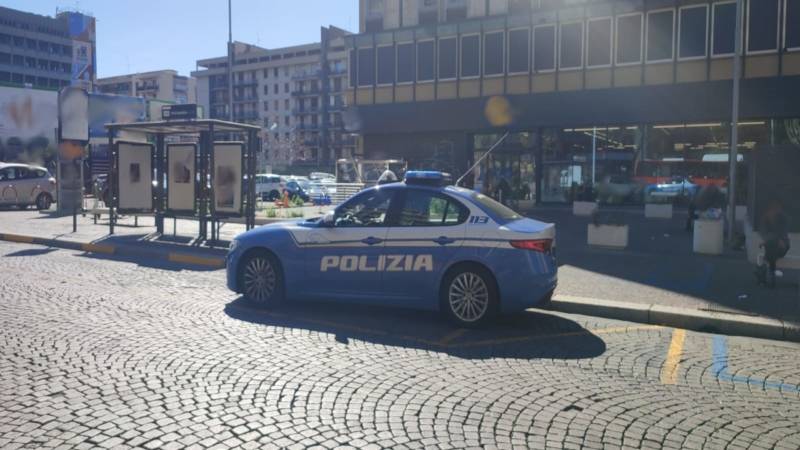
[755,199,791,288]
[495,177,512,205]
[686,183,726,231]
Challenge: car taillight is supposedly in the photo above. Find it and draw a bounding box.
[510,239,553,253]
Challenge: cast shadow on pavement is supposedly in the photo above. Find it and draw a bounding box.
[224,297,606,360]
[4,247,58,257]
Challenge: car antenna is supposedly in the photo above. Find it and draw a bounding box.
[455,131,510,187]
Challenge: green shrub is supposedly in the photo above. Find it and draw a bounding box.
[266,208,277,218]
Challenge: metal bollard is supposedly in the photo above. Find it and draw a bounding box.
[73,207,77,233]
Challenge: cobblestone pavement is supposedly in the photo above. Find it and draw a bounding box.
[1,241,799,449]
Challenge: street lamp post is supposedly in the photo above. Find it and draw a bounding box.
[727,0,744,243]
[227,0,234,122]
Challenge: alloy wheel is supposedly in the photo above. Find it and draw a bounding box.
[448,272,490,323]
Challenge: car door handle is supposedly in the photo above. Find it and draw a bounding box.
[433,236,456,246]
[361,236,384,246]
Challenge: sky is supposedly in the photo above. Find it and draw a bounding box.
[7,0,359,78]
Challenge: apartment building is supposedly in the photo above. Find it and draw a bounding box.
[192,26,353,170]
[96,70,196,104]
[0,6,96,90]
[346,0,800,204]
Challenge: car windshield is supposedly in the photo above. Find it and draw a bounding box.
[469,192,522,222]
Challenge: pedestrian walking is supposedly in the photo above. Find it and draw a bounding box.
[755,199,791,288]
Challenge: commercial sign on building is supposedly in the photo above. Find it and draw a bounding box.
[64,12,96,90]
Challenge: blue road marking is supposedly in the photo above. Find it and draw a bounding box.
[712,335,800,393]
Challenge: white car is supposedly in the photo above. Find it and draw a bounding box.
[255,174,287,201]
[0,163,56,210]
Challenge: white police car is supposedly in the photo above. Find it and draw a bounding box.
[227,171,556,327]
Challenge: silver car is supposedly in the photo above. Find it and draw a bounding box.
[0,163,56,210]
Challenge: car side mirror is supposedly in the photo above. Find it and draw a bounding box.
[320,212,335,227]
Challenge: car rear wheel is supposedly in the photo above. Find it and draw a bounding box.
[268,190,281,201]
[36,193,52,210]
[440,265,498,328]
[239,250,283,307]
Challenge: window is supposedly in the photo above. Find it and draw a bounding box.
[334,189,394,227]
[587,18,612,67]
[470,192,521,222]
[679,5,708,59]
[274,67,279,77]
[509,0,532,14]
[712,3,736,56]
[747,0,779,53]
[397,190,469,226]
[263,85,269,95]
[397,43,416,83]
[484,32,504,75]
[616,13,643,64]
[533,25,556,71]
[285,99,290,109]
[559,22,583,69]
[284,83,290,93]
[439,37,458,79]
[647,9,675,62]
[419,0,439,25]
[358,47,375,86]
[788,0,800,50]
[263,68,269,78]
[263,101,269,111]
[508,28,530,73]
[273,84,279,94]
[446,0,467,22]
[461,35,480,77]
[418,40,435,81]
[0,167,16,181]
[377,45,395,84]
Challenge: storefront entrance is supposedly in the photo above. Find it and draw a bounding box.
[472,133,536,206]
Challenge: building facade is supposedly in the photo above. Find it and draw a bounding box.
[96,70,196,105]
[192,27,353,171]
[346,0,800,204]
[0,6,96,91]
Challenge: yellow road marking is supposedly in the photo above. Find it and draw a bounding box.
[168,253,225,268]
[82,243,115,254]
[660,328,686,385]
[437,329,468,346]
[1,234,35,243]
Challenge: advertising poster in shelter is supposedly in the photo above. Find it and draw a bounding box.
[167,144,196,213]
[213,143,243,215]
[117,142,153,212]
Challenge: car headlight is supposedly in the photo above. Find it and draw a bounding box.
[229,239,240,253]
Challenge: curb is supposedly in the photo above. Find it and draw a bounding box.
[551,294,800,343]
[0,233,226,269]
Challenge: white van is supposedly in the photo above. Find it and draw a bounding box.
[255,174,287,201]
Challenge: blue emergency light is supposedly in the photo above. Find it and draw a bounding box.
[404,171,453,186]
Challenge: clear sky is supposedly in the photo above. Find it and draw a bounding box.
[6,0,359,78]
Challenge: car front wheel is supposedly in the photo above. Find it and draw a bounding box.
[440,265,498,327]
[36,193,52,210]
[239,250,284,307]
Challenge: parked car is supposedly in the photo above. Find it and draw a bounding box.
[644,176,699,203]
[0,162,56,210]
[226,171,557,327]
[284,179,310,202]
[309,172,335,181]
[255,174,287,201]
[596,175,642,204]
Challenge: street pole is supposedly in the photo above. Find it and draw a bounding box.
[727,0,743,242]
[227,0,234,122]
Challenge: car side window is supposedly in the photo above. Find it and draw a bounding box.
[397,190,469,227]
[35,170,48,178]
[0,168,16,181]
[335,189,394,227]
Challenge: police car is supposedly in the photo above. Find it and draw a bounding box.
[227,171,556,327]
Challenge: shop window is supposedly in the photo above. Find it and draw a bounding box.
[679,5,708,59]
[484,32,504,75]
[397,43,416,83]
[787,0,800,50]
[712,3,736,56]
[647,9,675,62]
[377,45,395,85]
[617,13,643,64]
[534,25,556,71]
[418,40,436,81]
[357,48,375,86]
[508,28,530,73]
[439,37,458,79]
[747,0,779,53]
[586,18,612,67]
[772,118,800,145]
[461,34,480,77]
[349,49,357,87]
[559,22,583,69]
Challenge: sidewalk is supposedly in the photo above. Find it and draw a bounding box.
[1,205,798,341]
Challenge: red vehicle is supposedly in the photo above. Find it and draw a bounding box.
[634,159,733,189]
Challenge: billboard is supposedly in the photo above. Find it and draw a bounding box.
[117,142,153,212]
[88,93,146,140]
[0,86,58,166]
[213,143,243,215]
[167,144,196,213]
[64,12,96,89]
[59,87,89,141]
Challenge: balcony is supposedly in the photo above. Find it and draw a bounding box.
[233,79,258,87]
[291,89,321,97]
[292,107,320,115]
[233,112,259,121]
[292,70,321,81]
[297,123,320,131]
[233,96,258,103]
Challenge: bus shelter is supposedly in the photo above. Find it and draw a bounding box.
[104,119,260,242]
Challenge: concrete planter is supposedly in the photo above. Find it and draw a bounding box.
[517,199,535,211]
[588,224,629,249]
[693,218,724,255]
[573,201,598,216]
[645,203,673,219]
